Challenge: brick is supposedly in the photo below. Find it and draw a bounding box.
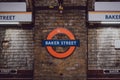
[34,1,87,79]
[0,27,34,70]
[88,28,120,70]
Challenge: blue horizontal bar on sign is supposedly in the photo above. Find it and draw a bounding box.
[42,40,80,47]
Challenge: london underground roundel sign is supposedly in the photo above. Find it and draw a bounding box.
[42,28,80,58]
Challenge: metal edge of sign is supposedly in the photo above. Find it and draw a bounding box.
[0,12,32,14]
[89,11,120,14]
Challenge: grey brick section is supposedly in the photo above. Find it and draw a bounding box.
[88,27,120,70]
[0,27,34,70]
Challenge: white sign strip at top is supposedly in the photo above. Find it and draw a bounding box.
[0,12,32,22]
[0,2,26,12]
[95,2,120,11]
[88,11,120,22]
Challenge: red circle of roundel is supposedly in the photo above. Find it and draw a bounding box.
[46,28,75,58]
